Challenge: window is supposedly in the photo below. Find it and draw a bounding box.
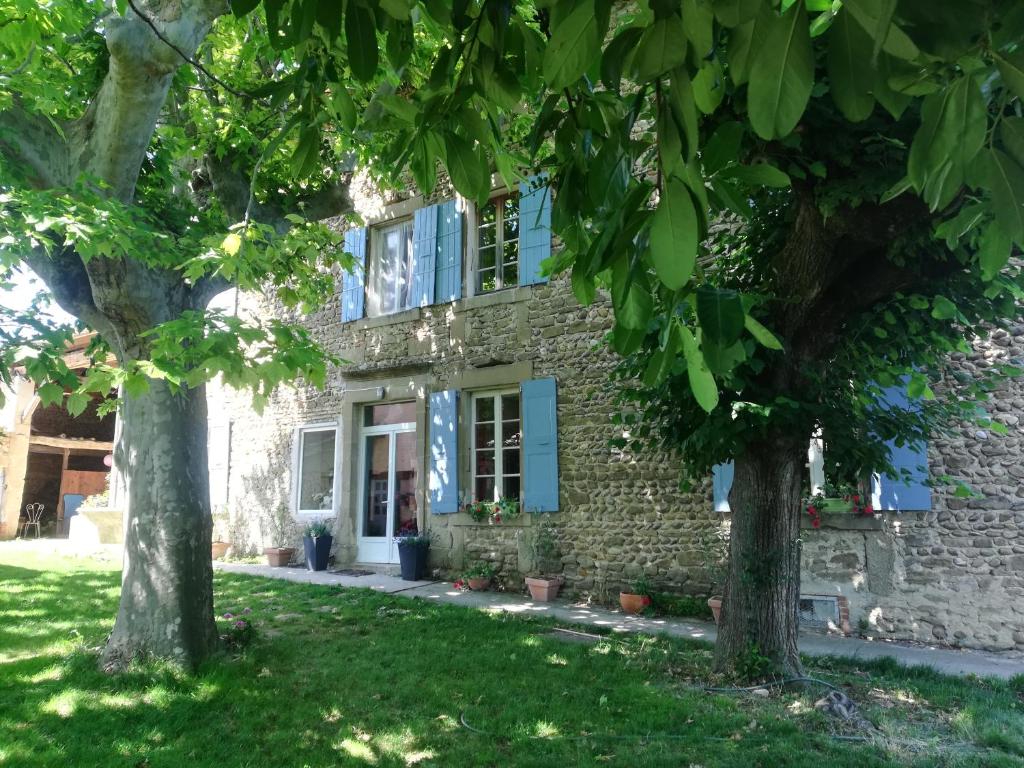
[296,427,336,514]
[476,193,519,293]
[367,218,415,317]
[471,391,521,502]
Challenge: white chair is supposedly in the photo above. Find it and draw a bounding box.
[21,503,44,538]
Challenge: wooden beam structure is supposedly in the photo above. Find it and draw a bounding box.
[28,435,114,452]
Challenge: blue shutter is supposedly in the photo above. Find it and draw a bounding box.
[429,390,459,513]
[434,200,463,302]
[873,385,931,511]
[521,377,559,512]
[518,176,552,286]
[712,461,734,513]
[410,205,438,308]
[341,227,366,322]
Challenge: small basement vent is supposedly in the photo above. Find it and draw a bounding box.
[799,595,841,628]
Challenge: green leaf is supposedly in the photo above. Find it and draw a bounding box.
[289,127,320,178]
[345,1,379,82]
[907,77,986,210]
[679,325,719,412]
[744,314,783,350]
[995,51,1024,102]
[827,10,875,122]
[931,295,957,320]
[696,286,745,345]
[444,135,489,205]
[880,176,911,203]
[692,59,725,115]
[712,0,763,28]
[410,135,438,196]
[984,148,1024,245]
[633,16,688,82]
[543,0,601,90]
[571,266,597,306]
[66,391,89,417]
[611,323,646,355]
[842,0,920,61]
[600,26,643,91]
[36,382,63,407]
[702,121,744,174]
[720,163,791,187]
[649,177,698,290]
[229,0,262,17]
[123,373,150,399]
[978,221,1012,281]
[748,2,814,139]
[682,0,716,58]
[1000,117,1024,169]
[329,87,357,131]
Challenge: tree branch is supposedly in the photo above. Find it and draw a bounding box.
[0,101,69,188]
[205,153,354,232]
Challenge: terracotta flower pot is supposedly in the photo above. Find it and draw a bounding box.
[211,541,230,560]
[619,592,650,615]
[525,576,564,602]
[708,596,723,625]
[467,577,491,591]
[264,547,295,567]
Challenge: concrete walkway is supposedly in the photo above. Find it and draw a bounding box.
[215,561,1024,681]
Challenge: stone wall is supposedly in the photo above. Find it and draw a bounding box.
[801,324,1024,650]
[213,186,1024,653]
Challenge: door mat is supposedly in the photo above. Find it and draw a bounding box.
[331,568,376,577]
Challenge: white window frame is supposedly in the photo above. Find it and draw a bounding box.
[293,422,340,516]
[470,389,522,503]
[467,190,520,297]
[366,217,415,318]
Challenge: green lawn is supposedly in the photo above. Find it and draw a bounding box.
[1,548,1023,767]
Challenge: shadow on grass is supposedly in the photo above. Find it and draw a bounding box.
[1,556,1021,768]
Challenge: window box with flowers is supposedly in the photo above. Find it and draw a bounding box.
[804,481,883,531]
[463,496,521,525]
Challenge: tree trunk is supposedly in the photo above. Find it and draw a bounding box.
[714,432,806,678]
[102,377,217,671]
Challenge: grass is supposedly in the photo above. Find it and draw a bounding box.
[1,547,1023,767]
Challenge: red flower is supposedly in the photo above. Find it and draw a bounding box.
[811,518,821,528]
[864,505,874,516]
[641,596,652,606]
[807,506,818,516]
[853,494,861,503]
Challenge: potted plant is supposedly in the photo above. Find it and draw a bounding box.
[259,505,296,567]
[464,561,496,591]
[523,518,564,602]
[619,576,653,615]
[303,518,333,571]
[211,505,231,560]
[698,529,729,625]
[394,520,431,581]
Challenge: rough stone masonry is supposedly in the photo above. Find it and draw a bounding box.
[213,179,1024,654]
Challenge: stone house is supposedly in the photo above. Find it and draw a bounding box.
[213,175,1024,653]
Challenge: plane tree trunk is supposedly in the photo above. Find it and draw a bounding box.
[713,432,807,677]
[102,376,217,670]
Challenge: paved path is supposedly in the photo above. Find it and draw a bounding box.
[215,561,1024,680]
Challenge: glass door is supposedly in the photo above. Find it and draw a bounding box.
[357,403,417,563]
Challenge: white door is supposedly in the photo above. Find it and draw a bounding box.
[356,403,417,563]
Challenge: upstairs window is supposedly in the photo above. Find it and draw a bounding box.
[476,193,520,293]
[367,218,414,317]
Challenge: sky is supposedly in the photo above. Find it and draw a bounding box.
[3,268,78,327]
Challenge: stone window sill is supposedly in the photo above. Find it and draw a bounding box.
[446,511,557,528]
[340,284,536,330]
[801,515,884,531]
